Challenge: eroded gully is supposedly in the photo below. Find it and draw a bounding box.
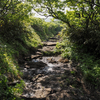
[19,37,97,100]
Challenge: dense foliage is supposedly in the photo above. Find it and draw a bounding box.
[53,24,100,90]
[32,0,100,55]
[29,16,62,40]
[32,0,100,88]
[0,0,62,99]
[0,1,31,99]
[1,0,100,99]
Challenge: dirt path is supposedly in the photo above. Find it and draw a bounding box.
[19,37,98,100]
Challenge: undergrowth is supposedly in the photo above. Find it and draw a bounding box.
[0,18,41,99]
[30,17,62,41]
[0,43,24,100]
[0,15,62,99]
[0,0,62,99]
[55,33,100,89]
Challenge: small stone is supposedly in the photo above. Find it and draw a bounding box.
[47,58,57,63]
[36,52,42,55]
[58,58,69,63]
[46,42,57,46]
[45,88,51,91]
[26,61,47,68]
[63,59,69,63]
[31,55,41,59]
[25,65,30,68]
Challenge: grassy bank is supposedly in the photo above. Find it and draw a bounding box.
[55,28,100,90]
[0,19,41,99]
[30,17,62,41]
[0,16,62,99]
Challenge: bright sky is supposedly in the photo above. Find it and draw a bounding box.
[32,1,70,22]
[32,9,46,18]
[32,9,52,22]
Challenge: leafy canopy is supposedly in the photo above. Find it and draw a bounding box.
[32,0,100,28]
[31,0,100,54]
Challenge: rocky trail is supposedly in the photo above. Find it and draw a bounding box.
[18,37,99,100]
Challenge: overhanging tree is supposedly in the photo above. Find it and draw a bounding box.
[0,0,32,22]
[32,0,100,27]
[0,0,33,42]
[32,0,100,54]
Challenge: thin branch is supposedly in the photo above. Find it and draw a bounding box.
[0,0,9,13]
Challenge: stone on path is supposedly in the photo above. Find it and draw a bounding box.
[42,42,57,46]
[20,37,94,100]
[58,58,69,63]
[47,58,57,63]
[31,55,41,59]
[26,61,47,68]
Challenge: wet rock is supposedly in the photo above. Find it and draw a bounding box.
[25,65,30,68]
[43,46,55,52]
[42,42,57,46]
[46,42,57,46]
[45,88,52,92]
[51,88,61,93]
[36,52,43,55]
[47,58,57,63]
[31,55,41,59]
[26,61,47,68]
[20,39,96,100]
[22,68,36,79]
[32,74,44,81]
[35,61,47,68]
[58,58,69,63]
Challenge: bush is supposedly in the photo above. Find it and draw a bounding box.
[0,18,41,99]
[30,17,62,41]
[55,31,100,88]
[67,20,100,55]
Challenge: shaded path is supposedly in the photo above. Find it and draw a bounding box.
[19,37,98,100]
